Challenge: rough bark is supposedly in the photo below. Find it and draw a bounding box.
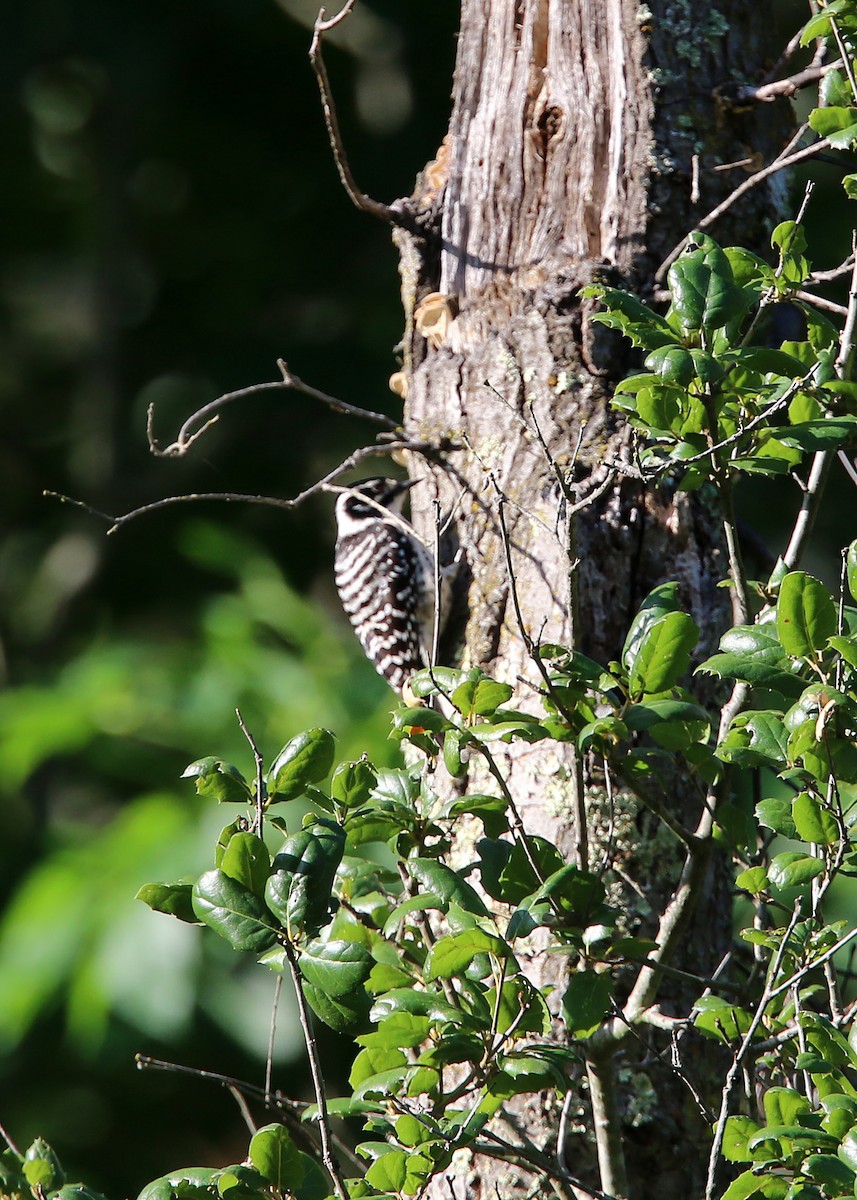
[392,3,793,1197]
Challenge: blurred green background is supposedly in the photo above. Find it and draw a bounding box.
[2,0,855,1195]
[0,0,458,1191]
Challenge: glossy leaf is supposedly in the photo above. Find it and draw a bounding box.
[330,757,377,809]
[425,929,509,980]
[298,939,373,998]
[562,970,612,1039]
[265,820,345,937]
[191,870,277,952]
[267,728,336,802]
[627,611,699,696]
[768,852,825,889]
[668,234,745,332]
[792,794,838,846]
[219,832,270,897]
[248,1125,302,1189]
[182,757,252,804]
[777,572,837,660]
[136,882,198,924]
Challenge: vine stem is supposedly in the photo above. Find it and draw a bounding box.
[281,938,348,1200]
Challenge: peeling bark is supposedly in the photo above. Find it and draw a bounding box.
[392,2,792,1196]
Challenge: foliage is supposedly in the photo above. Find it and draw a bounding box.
[8,3,857,1200]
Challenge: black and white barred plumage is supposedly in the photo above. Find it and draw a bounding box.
[334,477,435,695]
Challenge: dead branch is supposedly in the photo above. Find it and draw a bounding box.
[44,438,439,535]
[148,363,400,458]
[309,3,428,237]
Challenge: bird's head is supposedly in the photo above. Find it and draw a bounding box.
[335,477,417,524]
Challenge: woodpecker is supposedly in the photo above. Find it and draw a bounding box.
[334,477,436,695]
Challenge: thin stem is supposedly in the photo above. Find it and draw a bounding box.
[281,939,348,1200]
[784,247,857,569]
[236,709,265,837]
[265,973,283,1106]
[44,438,437,535]
[704,902,804,1200]
[309,8,425,236]
[0,1121,22,1158]
[656,130,827,280]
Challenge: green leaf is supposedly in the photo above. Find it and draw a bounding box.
[734,868,768,897]
[425,929,509,980]
[137,1169,222,1200]
[248,1124,303,1189]
[191,869,277,952]
[219,832,271,897]
[756,796,798,839]
[644,345,696,385]
[624,699,710,749]
[693,995,752,1042]
[365,1151,407,1192]
[769,418,857,451]
[837,1128,857,1172]
[349,1046,407,1089]
[622,582,681,667]
[722,1116,763,1162]
[265,819,345,937]
[406,858,490,917]
[768,852,825,889]
[395,706,448,733]
[267,729,336,802]
[182,757,252,803]
[809,105,857,149]
[443,728,465,777]
[792,794,838,846]
[667,234,745,332]
[627,611,699,696]
[136,882,199,924]
[302,981,371,1033]
[801,1154,855,1191]
[330,757,377,809]
[583,285,677,351]
[477,836,564,906]
[298,939,373,998]
[698,624,804,695]
[718,1169,765,1200]
[370,989,477,1028]
[451,678,515,717]
[800,1,849,43]
[763,1086,811,1127]
[777,572,837,660]
[562,970,613,1039]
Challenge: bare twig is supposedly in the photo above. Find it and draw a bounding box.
[227,1084,258,1135]
[0,1120,22,1158]
[265,973,284,1106]
[281,937,348,1200]
[736,59,840,102]
[309,5,426,236]
[236,708,266,837]
[794,289,849,316]
[147,367,398,459]
[704,901,804,1200]
[656,129,828,281]
[784,247,857,569]
[44,438,437,536]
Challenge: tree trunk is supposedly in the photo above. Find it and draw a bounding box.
[394,3,792,1196]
